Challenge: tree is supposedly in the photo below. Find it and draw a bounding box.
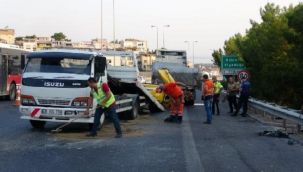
[211,48,223,66]
[15,37,23,41]
[51,32,67,41]
[212,3,303,109]
[25,35,37,39]
[223,33,243,58]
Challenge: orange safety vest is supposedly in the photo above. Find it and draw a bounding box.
[164,83,183,99]
[203,80,214,96]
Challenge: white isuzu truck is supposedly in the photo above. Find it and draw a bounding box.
[19,50,161,129]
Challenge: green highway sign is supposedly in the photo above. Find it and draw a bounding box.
[221,55,245,69]
[221,55,245,75]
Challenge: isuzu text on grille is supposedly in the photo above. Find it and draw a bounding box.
[44,82,65,87]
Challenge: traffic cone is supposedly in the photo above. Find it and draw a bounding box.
[15,86,21,106]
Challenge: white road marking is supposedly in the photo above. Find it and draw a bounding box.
[194,103,204,106]
[182,108,205,172]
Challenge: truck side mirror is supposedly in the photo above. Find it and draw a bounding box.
[21,55,26,70]
[94,56,106,80]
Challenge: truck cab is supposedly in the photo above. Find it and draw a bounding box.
[20,50,108,129]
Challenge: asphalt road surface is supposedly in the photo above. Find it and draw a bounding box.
[1,97,303,172]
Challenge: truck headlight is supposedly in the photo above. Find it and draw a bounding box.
[21,95,37,106]
[72,97,91,108]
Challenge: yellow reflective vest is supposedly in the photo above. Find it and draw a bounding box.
[92,83,115,108]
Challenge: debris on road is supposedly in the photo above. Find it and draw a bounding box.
[258,129,289,138]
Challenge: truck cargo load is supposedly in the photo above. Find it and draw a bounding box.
[152,62,200,87]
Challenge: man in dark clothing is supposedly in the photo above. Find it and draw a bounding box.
[227,76,239,114]
[233,79,251,117]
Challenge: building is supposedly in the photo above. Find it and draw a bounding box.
[0,28,15,44]
[91,39,108,50]
[72,41,93,50]
[51,40,73,49]
[123,39,148,53]
[22,38,37,51]
[108,42,123,50]
[36,37,51,42]
[187,61,193,68]
[196,63,223,80]
[137,53,156,71]
[101,51,135,67]
[36,37,52,50]
[15,36,52,51]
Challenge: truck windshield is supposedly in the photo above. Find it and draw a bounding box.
[25,57,91,75]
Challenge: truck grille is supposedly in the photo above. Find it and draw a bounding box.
[38,99,70,106]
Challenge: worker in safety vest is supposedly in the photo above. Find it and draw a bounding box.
[212,76,223,115]
[202,74,214,124]
[85,77,122,138]
[159,82,184,124]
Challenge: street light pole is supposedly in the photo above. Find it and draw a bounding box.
[151,25,159,50]
[100,0,103,50]
[184,41,190,66]
[162,25,170,48]
[192,41,198,67]
[113,0,116,66]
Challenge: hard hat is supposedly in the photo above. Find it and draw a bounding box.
[202,72,210,78]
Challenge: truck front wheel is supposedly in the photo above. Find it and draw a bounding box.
[9,83,16,101]
[30,120,46,129]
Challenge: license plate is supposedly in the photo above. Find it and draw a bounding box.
[41,109,63,116]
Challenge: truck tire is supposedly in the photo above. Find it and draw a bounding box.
[149,101,161,113]
[127,99,139,120]
[9,83,17,101]
[185,89,196,106]
[30,120,46,129]
[187,100,195,106]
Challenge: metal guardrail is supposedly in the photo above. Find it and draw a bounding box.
[248,98,303,126]
[222,90,303,126]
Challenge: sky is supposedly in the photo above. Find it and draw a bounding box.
[0,0,302,63]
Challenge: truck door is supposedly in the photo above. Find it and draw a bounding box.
[0,55,8,95]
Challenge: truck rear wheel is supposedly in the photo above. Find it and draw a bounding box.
[30,120,46,129]
[127,100,139,120]
[9,83,16,101]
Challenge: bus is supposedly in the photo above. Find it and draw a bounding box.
[0,43,31,100]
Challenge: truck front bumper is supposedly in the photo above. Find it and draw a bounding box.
[20,106,94,123]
